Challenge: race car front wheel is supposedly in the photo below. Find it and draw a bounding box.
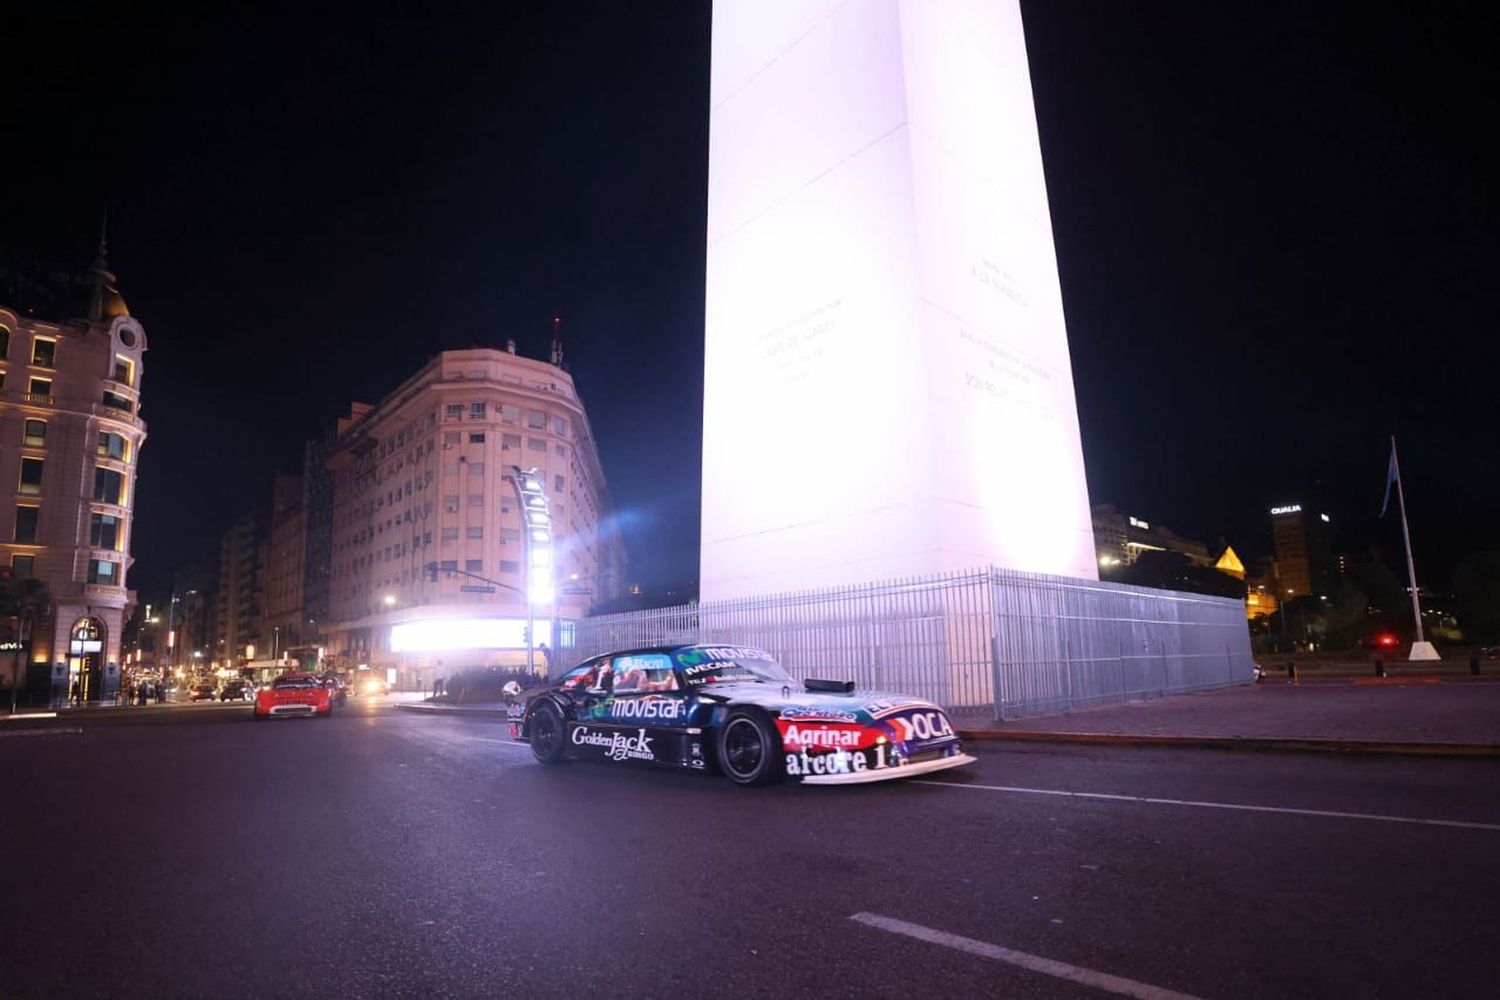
[718,709,785,787]
[529,702,568,765]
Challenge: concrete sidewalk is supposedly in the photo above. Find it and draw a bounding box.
[970,681,1500,757]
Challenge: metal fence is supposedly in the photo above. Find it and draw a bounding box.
[565,566,1254,720]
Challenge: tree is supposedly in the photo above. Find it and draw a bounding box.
[1116,550,1247,600]
[0,571,50,706]
[1453,551,1500,644]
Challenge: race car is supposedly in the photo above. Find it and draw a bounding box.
[252,672,334,720]
[509,644,974,786]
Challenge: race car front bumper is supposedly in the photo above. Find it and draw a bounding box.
[801,751,976,785]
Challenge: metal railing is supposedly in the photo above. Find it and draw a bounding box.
[566,566,1253,720]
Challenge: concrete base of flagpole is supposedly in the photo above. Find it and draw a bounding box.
[1408,641,1441,661]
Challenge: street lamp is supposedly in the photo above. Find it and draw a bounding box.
[382,594,397,607]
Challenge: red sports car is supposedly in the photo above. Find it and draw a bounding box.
[253,673,334,719]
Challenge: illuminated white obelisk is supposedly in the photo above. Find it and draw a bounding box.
[702,0,1097,600]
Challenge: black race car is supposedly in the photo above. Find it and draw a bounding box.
[509,644,973,787]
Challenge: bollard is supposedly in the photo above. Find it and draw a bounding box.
[1285,660,1296,685]
[1472,654,1481,676]
[1374,658,1385,678]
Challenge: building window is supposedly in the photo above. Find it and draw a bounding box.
[14,506,39,543]
[443,494,460,512]
[423,531,433,546]
[500,404,519,425]
[500,560,520,574]
[554,475,565,492]
[102,390,133,412]
[87,559,119,585]
[98,432,128,460]
[90,513,121,550]
[93,467,124,505]
[11,554,33,577]
[465,558,483,573]
[23,419,45,447]
[31,338,56,368]
[444,431,460,447]
[553,416,568,437]
[501,433,521,450]
[30,377,53,397]
[527,409,547,429]
[469,402,487,420]
[443,463,458,476]
[468,494,484,508]
[440,559,457,572]
[554,444,566,457]
[528,437,546,451]
[441,526,459,541]
[500,528,519,544]
[0,326,8,358]
[113,355,134,386]
[466,525,483,539]
[468,462,484,476]
[18,458,44,496]
[468,432,485,444]
[444,403,463,421]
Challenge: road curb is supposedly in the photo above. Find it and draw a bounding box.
[395,702,512,719]
[956,729,1500,759]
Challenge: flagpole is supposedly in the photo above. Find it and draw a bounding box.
[1391,436,1426,646]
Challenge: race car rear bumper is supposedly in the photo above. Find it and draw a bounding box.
[801,752,976,785]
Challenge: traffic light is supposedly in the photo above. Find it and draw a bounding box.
[425,561,439,583]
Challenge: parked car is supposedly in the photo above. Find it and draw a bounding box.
[188,682,218,702]
[253,673,334,720]
[219,679,256,702]
[509,644,974,786]
[319,673,348,707]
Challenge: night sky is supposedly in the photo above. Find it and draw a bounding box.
[5,2,1496,598]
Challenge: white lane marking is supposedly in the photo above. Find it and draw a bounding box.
[913,780,1500,833]
[850,912,1201,1000]
[0,726,83,739]
[2,712,58,721]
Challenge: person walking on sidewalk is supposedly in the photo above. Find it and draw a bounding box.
[70,679,81,706]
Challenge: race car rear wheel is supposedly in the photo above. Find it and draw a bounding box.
[717,709,785,787]
[529,702,568,765]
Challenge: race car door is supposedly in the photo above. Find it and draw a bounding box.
[597,653,702,770]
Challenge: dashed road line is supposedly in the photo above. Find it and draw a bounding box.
[850,912,1202,1000]
[913,780,1500,832]
[0,726,83,739]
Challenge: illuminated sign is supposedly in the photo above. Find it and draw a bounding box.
[1128,517,1149,530]
[0,640,23,652]
[1270,505,1302,516]
[390,618,552,652]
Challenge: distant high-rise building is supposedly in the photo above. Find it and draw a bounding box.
[320,347,624,685]
[1091,505,1211,571]
[215,515,263,664]
[1269,503,1334,598]
[0,235,147,703]
[263,471,306,647]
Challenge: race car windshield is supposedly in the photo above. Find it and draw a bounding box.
[272,676,320,689]
[675,647,793,685]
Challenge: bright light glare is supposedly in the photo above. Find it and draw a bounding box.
[530,548,552,569]
[529,581,555,605]
[390,618,552,652]
[383,594,397,606]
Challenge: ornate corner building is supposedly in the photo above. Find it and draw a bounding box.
[0,237,147,703]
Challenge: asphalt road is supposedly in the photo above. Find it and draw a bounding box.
[2,700,1498,999]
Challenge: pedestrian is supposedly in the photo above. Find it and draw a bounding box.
[156,679,166,704]
[70,679,81,706]
[432,675,442,699]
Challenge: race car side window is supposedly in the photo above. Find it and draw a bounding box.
[558,661,602,691]
[612,654,678,694]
